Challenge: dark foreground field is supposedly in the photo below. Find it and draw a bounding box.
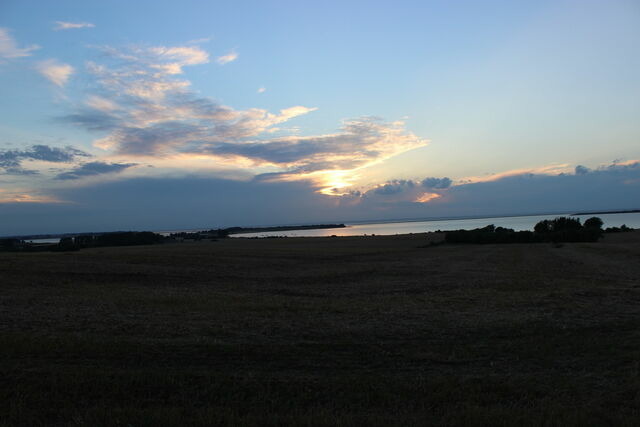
[1,232,639,426]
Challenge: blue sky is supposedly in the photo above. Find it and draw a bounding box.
[1,0,639,234]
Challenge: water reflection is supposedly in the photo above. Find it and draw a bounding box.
[233,213,640,238]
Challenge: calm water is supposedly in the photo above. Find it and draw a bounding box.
[25,238,61,244]
[232,212,640,238]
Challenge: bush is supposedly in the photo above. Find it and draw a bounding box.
[584,217,604,230]
[55,237,79,252]
[0,238,22,251]
[94,231,165,247]
[444,225,542,244]
[444,217,604,245]
[534,217,601,243]
[604,224,634,233]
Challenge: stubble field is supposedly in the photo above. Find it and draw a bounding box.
[1,232,639,426]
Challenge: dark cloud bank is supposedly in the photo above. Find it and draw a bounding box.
[1,161,638,235]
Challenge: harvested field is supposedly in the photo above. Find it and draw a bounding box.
[1,231,639,426]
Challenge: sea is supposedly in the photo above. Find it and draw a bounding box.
[19,211,640,243]
[230,212,640,238]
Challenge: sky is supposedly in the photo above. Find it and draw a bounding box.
[1,0,639,235]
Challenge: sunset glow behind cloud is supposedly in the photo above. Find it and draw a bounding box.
[0,0,639,234]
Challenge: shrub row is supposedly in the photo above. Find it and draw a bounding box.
[444,217,615,244]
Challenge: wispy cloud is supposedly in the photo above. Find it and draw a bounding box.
[0,190,62,204]
[0,144,137,185]
[148,46,209,73]
[58,44,427,194]
[257,87,266,94]
[414,192,441,203]
[235,118,426,173]
[459,164,572,184]
[0,145,90,175]
[64,45,317,153]
[53,21,95,31]
[36,59,75,87]
[56,161,137,180]
[216,50,238,65]
[0,28,39,62]
[0,145,89,167]
[186,37,212,45]
[0,166,40,176]
[85,95,120,112]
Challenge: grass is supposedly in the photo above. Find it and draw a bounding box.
[1,232,639,425]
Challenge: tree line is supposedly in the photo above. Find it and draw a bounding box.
[444,216,633,244]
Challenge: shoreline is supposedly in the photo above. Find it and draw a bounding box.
[226,224,346,235]
[4,209,639,240]
[571,209,639,216]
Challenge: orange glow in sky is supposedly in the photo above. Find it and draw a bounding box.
[415,192,441,203]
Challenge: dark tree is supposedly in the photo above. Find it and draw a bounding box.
[548,217,582,232]
[584,217,604,230]
[534,220,551,234]
[0,238,21,251]
[74,235,95,248]
[57,237,77,251]
[532,217,602,242]
[95,231,164,247]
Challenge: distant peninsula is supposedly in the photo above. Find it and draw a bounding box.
[1,224,347,241]
[225,224,346,235]
[571,209,640,216]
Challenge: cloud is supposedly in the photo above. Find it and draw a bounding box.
[63,109,122,131]
[53,21,95,30]
[341,160,640,218]
[1,167,39,176]
[92,44,209,86]
[85,103,317,155]
[0,190,62,204]
[148,46,209,73]
[434,161,640,217]
[216,50,238,65]
[56,161,137,180]
[0,145,89,167]
[460,164,571,184]
[337,177,443,206]
[415,192,441,203]
[421,177,452,189]
[62,46,319,154]
[36,59,75,87]
[0,28,39,62]
[85,95,120,112]
[257,87,266,94]
[371,180,415,195]
[57,44,426,196]
[2,160,639,235]
[611,159,640,167]
[0,176,337,235]
[186,37,212,45]
[0,145,90,175]
[211,117,427,191]
[575,165,590,175]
